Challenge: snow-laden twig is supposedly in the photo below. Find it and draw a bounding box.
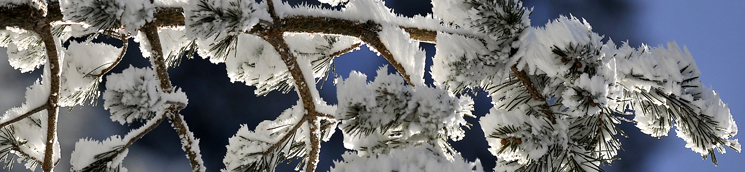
[261,1,321,171]
[95,35,129,78]
[263,115,308,155]
[0,104,49,129]
[509,65,556,124]
[33,18,61,172]
[141,22,205,172]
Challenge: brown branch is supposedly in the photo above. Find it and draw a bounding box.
[330,42,362,58]
[141,22,205,172]
[265,28,322,172]
[360,33,414,86]
[316,113,336,121]
[96,35,129,78]
[510,65,556,124]
[263,115,308,155]
[167,112,206,172]
[402,27,437,43]
[113,105,170,161]
[0,104,50,129]
[153,7,184,27]
[261,2,321,170]
[0,3,61,30]
[33,14,61,172]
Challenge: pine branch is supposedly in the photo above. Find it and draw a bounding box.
[263,115,308,155]
[10,144,42,167]
[31,13,61,172]
[1,2,463,88]
[0,104,50,129]
[95,35,128,78]
[263,1,320,171]
[167,112,206,172]
[359,27,414,86]
[141,22,205,172]
[265,22,322,172]
[329,42,362,58]
[510,65,556,124]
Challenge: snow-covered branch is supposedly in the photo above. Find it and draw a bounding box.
[509,65,557,124]
[0,0,740,171]
[140,22,205,172]
[32,18,61,172]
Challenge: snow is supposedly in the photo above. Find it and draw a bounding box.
[184,0,268,42]
[70,136,128,171]
[513,15,602,76]
[103,65,164,125]
[223,34,289,95]
[432,32,509,94]
[120,0,155,33]
[59,41,121,107]
[329,143,483,172]
[222,102,307,172]
[157,26,192,67]
[480,108,557,165]
[60,0,154,33]
[318,0,348,7]
[154,0,188,7]
[284,33,361,79]
[376,25,426,86]
[0,28,47,73]
[335,66,473,153]
[431,0,474,28]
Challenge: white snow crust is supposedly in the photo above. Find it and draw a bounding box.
[59,41,121,107]
[329,143,483,172]
[335,66,473,153]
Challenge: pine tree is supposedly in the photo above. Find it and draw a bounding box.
[0,0,739,172]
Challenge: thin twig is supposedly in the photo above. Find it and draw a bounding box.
[329,42,362,58]
[316,113,336,121]
[510,65,556,124]
[141,22,205,172]
[96,35,129,78]
[263,115,308,155]
[0,104,50,129]
[360,33,414,86]
[102,101,185,170]
[11,145,43,165]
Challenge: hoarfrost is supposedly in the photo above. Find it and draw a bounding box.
[336,66,473,153]
[377,25,426,86]
[59,41,121,107]
[103,66,167,125]
[330,143,483,172]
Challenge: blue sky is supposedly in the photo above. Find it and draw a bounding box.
[638,1,745,171]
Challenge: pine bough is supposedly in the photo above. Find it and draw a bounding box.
[0,0,738,172]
